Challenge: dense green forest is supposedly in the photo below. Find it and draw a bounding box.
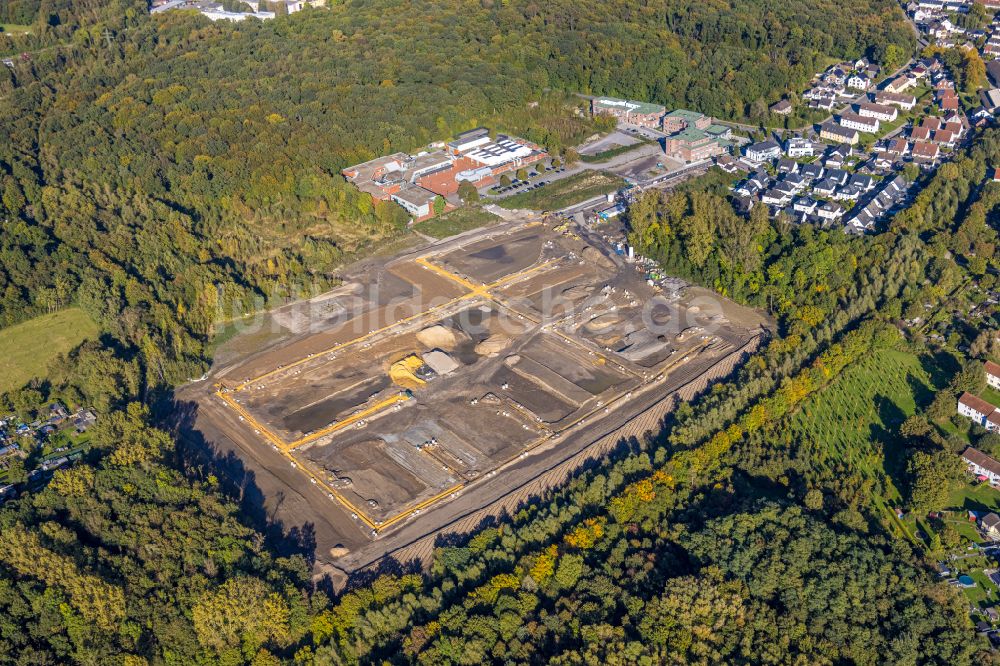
[4,0,990,663]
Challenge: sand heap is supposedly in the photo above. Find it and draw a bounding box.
[474,333,511,356]
[417,324,458,350]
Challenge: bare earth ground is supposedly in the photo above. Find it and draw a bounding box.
[173,216,771,585]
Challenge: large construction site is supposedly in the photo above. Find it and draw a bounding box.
[187,218,768,568]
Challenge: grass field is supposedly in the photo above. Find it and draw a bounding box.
[497,171,625,211]
[0,23,32,35]
[787,349,938,529]
[416,206,501,239]
[948,483,1000,515]
[0,309,99,394]
[580,139,651,163]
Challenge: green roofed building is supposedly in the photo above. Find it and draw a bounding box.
[591,96,666,128]
[664,123,733,163]
[662,108,713,134]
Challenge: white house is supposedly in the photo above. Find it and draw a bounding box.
[840,111,880,134]
[987,361,1000,390]
[958,392,1000,431]
[785,137,814,158]
[817,201,844,220]
[745,140,782,163]
[963,446,1000,486]
[858,102,898,123]
[847,74,870,91]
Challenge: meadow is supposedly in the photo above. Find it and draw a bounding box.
[0,308,99,394]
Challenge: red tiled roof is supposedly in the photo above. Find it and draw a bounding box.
[963,446,1000,477]
[960,391,997,416]
[912,141,939,158]
[986,360,1000,377]
[934,129,955,144]
[921,117,943,130]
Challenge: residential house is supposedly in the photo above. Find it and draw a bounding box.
[874,91,917,111]
[944,120,964,138]
[800,163,824,180]
[833,185,863,201]
[826,168,849,185]
[840,111,880,134]
[912,141,940,162]
[782,173,806,191]
[770,100,793,116]
[887,137,910,158]
[817,201,844,221]
[858,102,898,123]
[933,129,956,147]
[793,197,818,215]
[962,446,1000,484]
[785,137,814,158]
[939,95,960,112]
[958,392,1000,431]
[911,126,932,142]
[810,96,836,111]
[921,116,944,132]
[884,76,916,94]
[972,107,993,126]
[761,189,791,206]
[812,178,838,196]
[983,511,1000,538]
[823,144,852,168]
[847,74,871,91]
[777,158,799,174]
[745,140,782,163]
[987,360,1000,389]
[849,173,875,191]
[820,122,859,145]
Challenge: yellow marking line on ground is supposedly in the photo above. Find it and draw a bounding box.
[285,393,409,450]
[415,256,486,294]
[283,451,382,530]
[216,390,288,450]
[235,256,561,392]
[486,257,562,289]
[375,482,467,530]
[233,297,463,391]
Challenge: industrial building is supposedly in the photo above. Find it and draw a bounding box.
[591,97,667,128]
[342,128,547,220]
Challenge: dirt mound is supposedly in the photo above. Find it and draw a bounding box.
[475,334,511,356]
[329,545,350,558]
[503,354,522,367]
[583,313,621,333]
[581,246,613,268]
[417,324,457,350]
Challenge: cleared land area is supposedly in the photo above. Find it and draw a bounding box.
[0,308,99,393]
[180,217,768,569]
[497,171,625,210]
